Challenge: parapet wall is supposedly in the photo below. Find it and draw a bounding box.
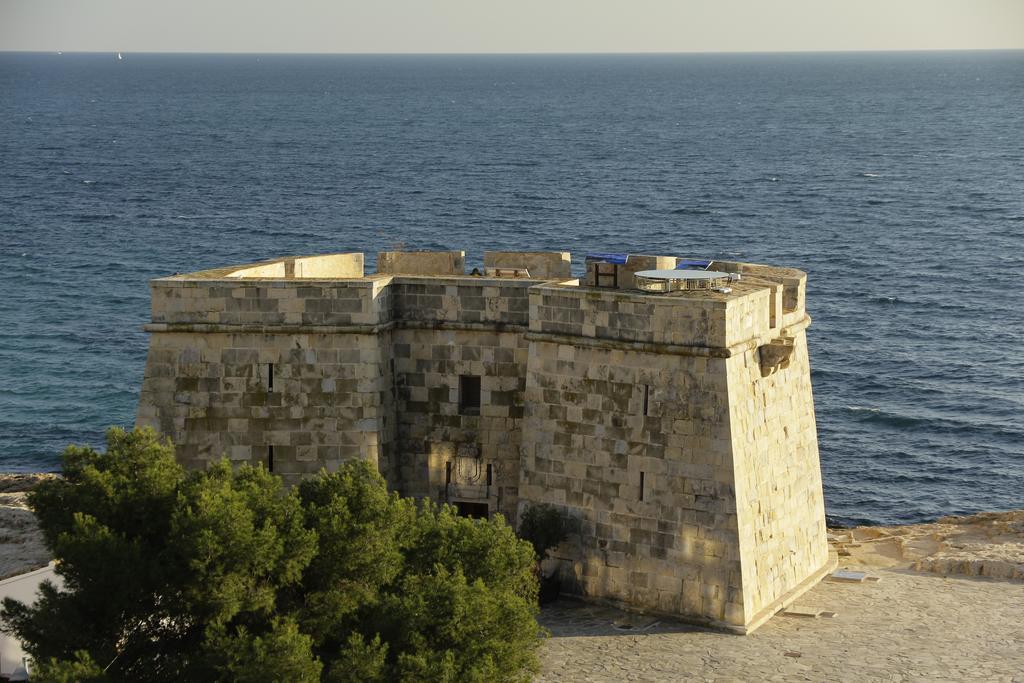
[529,282,775,350]
[223,253,365,279]
[391,278,533,328]
[377,250,465,276]
[484,251,572,279]
[149,277,391,329]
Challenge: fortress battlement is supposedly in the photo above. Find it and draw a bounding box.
[137,249,831,633]
[148,249,807,348]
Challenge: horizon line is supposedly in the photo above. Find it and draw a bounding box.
[2,47,1023,57]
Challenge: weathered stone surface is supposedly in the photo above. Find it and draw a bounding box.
[136,250,829,633]
[484,251,573,280]
[377,250,465,276]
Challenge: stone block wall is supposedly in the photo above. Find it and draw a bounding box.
[391,278,532,327]
[386,277,533,520]
[713,260,806,328]
[728,328,829,627]
[391,328,527,521]
[148,277,391,328]
[138,273,534,518]
[529,283,734,349]
[223,253,364,279]
[516,277,826,632]
[136,330,390,487]
[377,250,465,276]
[483,251,572,280]
[519,339,745,625]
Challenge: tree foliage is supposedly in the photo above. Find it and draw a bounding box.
[1,427,541,682]
[517,503,571,559]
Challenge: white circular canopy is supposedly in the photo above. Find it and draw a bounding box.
[634,269,730,280]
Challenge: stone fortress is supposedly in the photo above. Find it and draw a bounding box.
[136,249,832,634]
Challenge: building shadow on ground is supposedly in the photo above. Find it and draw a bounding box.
[538,596,732,639]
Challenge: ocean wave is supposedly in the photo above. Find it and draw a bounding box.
[669,207,715,215]
[946,204,1008,214]
[843,406,1023,441]
[72,213,118,221]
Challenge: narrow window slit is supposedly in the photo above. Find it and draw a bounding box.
[268,445,274,473]
[445,461,452,485]
[459,375,481,416]
[486,463,493,486]
[642,384,650,416]
[640,471,645,501]
[268,362,274,392]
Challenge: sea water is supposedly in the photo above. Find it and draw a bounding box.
[1,51,1022,525]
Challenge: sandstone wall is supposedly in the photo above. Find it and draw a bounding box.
[391,278,531,327]
[137,274,534,517]
[728,328,829,627]
[377,250,465,276]
[386,278,532,520]
[136,330,390,487]
[391,328,527,521]
[147,277,392,328]
[529,282,772,349]
[520,338,745,626]
[517,282,825,631]
[137,277,394,485]
[483,251,572,280]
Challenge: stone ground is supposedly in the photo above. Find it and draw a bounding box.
[538,512,1024,683]
[538,568,1023,682]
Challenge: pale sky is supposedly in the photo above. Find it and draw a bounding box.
[1,0,1022,54]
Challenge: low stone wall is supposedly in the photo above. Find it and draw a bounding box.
[484,251,572,280]
[377,250,465,276]
[224,253,365,279]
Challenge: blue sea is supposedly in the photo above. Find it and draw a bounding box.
[1,51,1022,525]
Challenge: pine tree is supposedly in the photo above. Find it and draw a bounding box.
[1,427,542,682]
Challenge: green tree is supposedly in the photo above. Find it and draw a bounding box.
[2,427,319,681]
[1,428,542,682]
[518,503,571,560]
[294,468,541,682]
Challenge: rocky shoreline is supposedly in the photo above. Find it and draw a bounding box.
[829,509,1024,582]
[0,473,58,580]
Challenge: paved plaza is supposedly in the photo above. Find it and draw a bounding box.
[537,565,1024,682]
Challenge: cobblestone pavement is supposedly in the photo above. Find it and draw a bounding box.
[537,565,1024,682]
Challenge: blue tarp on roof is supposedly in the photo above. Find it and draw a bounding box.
[676,259,713,270]
[585,253,629,265]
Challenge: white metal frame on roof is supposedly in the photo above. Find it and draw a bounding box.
[633,269,732,293]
